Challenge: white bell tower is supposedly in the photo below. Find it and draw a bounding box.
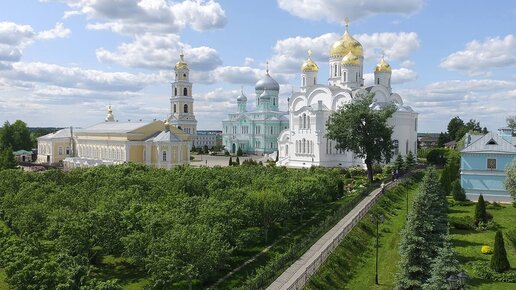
[169,51,197,137]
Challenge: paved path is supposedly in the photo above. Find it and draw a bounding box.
[266,180,398,290]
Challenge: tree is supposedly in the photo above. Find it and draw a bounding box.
[439,153,460,195]
[0,120,32,151]
[422,240,461,290]
[437,132,450,148]
[405,151,416,169]
[0,147,17,170]
[191,144,196,152]
[505,160,516,201]
[248,190,287,243]
[474,194,488,225]
[235,156,240,166]
[394,154,405,173]
[203,145,209,154]
[395,168,448,289]
[451,180,466,201]
[228,156,233,166]
[490,230,510,273]
[507,116,516,136]
[326,94,395,183]
[447,117,464,141]
[236,147,243,157]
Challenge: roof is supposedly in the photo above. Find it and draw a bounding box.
[461,132,516,154]
[37,128,71,140]
[149,130,181,142]
[79,121,151,133]
[13,150,33,155]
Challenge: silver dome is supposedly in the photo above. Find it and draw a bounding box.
[259,89,274,100]
[255,72,279,92]
[236,91,247,102]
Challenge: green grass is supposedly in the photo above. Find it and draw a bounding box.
[448,200,516,289]
[0,268,7,290]
[306,178,421,289]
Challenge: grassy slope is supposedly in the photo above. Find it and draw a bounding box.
[449,201,516,289]
[306,180,419,289]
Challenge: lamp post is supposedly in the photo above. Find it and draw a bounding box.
[448,271,468,289]
[447,275,458,289]
[370,213,384,285]
[457,271,468,288]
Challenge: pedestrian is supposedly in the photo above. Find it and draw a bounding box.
[381,182,385,194]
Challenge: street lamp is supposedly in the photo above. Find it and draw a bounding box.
[370,213,384,285]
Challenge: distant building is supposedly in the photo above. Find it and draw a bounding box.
[417,133,440,148]
[37,107,192,169]
[222,72,289,155]
[13,150,33,163]
[194,130,222,149]
[460,128,516,202]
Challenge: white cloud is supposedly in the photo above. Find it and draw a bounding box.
[277,0,423,23]
[2,61,160,92]
[440,35,516,76]
[37,22,71,40]
[364,68,417,86]
[244,57,254,65]
[96,33,221,71]
[355,32,419,61]
[0,21,71,64]
[56,0,227,35]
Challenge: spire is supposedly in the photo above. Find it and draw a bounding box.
[105,105,114,122]
[164,119,170,132]
[302,49,319,72]
[175,50,188,70]
[345,16,349,31]
[266,61,269,75]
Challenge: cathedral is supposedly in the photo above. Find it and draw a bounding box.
[222,68,288,155]
[277,21,418,168]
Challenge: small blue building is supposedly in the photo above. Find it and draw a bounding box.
[460,128,515,202]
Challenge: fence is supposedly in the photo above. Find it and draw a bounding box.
[268,179,401,290]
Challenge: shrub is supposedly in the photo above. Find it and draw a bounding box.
[474,194,489,225]
[470,261,516,282]
[506,229,516,249]
[481,245,493,254]
[450,216,475,230]
[224,150,229,156]
[475,220,497,232]
[426,148,448,166]
[451,180,467,201]
[237,147,243,157]
[491,230,511,273]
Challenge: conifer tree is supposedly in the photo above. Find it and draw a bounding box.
[394,154,405,173]
[235,156,240,166]
[0,147,17,170]
[228,156,233,166]
[237,147,243,157]
[423,240,461,290]
[474,194,488,224]
[395,168,448,289]
[491,230,510,273]
[405,151,416,169]
[451,180,466,201]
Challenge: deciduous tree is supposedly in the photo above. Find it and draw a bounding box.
[326,94,395,183]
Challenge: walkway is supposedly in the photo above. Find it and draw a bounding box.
[266,179,399,290]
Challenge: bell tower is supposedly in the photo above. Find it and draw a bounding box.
[169,51,197,137]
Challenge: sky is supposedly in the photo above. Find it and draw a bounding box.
[0,0,515,133]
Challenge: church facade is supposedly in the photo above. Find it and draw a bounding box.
[277,22,418,168]
[222,70,288,155]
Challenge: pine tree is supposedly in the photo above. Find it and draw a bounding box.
[394,154,405,173]
[423,240,461,290]
[0,147,17,170]
[491,230,510,273]
[237,147,243,157]
[474,194,488,224]
[405,151,416,169]
[235,156,240,166]
[451,180,466,201]
[395,168,448,289]
[228,156,233,166]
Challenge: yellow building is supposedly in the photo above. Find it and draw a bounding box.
[37,107,192,169]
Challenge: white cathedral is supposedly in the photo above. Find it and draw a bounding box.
[277,21,418,168]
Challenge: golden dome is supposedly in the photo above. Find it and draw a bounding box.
[175,52,188,70]
[301,49,318,72]
[375,56,391,72]
[330,18,363,58]
[341,51,360,65]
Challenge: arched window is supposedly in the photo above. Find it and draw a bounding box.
[406,140,409,155]
[307,116,310,129]
[173,104,176,113]
[183,88,188,96]
[302,138,306,153]
[162,151,167,162]
[174,87,177,96]
[343,71,347,81]
[302,76,305,86]
[334,64,338,76]
[184,104,188,113]
[285,145,288,155]
[299,116,302,129]
[302,114,306,129]
[314,78,316,85]
[273,98,275,106]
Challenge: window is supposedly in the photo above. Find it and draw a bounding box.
[334,64,337,77]
[58,147,63,155]
[183,88,188,96]
[487,159,496,170]
[393,140,399,155]
[377,78,380,85]
[302,114,306,129]
[162,151,167,162]
[343,71,347,81]
[302,76,305,86]
[486,139,497,145]
[183,73,186,78]
[174,87,177,96]
[184,104,188,113]
[173,104,176,113]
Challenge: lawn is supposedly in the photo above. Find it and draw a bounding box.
[306,176,421,289]
[448,200,516,289]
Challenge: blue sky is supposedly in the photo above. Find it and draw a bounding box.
[0,0,515,132]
